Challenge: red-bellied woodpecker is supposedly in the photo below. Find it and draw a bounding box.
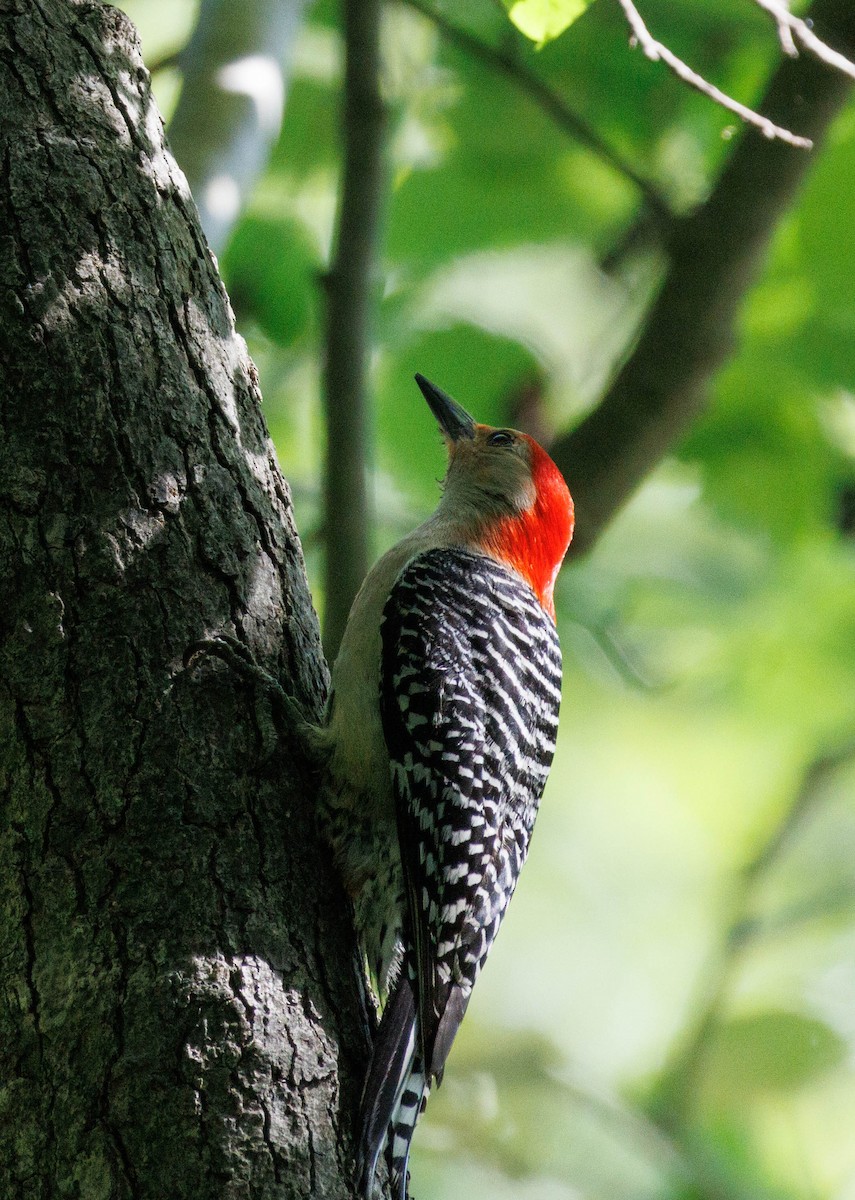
[319,374,574,1199]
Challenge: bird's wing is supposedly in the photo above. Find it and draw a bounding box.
[380,546,562,1082]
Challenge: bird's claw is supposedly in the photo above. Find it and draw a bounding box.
[184,634,328,768]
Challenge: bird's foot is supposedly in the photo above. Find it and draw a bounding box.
[184,634,328,768]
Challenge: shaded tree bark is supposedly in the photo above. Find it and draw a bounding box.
[0,1,367,1195]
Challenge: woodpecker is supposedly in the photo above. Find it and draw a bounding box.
[319,374,574,1199]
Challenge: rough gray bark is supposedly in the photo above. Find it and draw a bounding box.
[0,2,367,1196]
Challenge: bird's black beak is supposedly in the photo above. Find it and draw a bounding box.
[415,374,476,442]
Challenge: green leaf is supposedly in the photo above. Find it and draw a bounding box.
[706,1011,845,1097]
[505,0,591,44]
[221,216,317,348]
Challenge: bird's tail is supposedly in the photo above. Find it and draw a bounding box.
[387,1050,429,1200]
[357,974,430,1200]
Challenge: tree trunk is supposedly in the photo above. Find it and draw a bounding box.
[0,2,367,1196]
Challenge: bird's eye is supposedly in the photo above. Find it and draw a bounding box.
[487,430,515,447]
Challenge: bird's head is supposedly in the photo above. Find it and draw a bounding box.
[416,373,574,620]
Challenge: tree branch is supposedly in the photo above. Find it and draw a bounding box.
[617,0,813,148]
[553,0,855,556]
[148,47,181,75]
[400,0,674,223]
[167,0,309,255]
[322,0,387,661]
[754,0,855,78]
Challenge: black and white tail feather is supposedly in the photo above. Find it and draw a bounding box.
[359,546,563,1198]
[357,969,428,1200]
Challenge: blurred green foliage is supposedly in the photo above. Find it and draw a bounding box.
[122,0,855,1196]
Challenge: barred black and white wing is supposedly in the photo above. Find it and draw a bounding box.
[365,546,562,1197]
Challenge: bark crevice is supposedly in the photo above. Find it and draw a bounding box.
[0,3,365,1196]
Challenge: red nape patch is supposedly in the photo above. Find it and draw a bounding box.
[481,437,574,620]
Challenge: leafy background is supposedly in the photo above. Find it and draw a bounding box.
[118,1,855,1196]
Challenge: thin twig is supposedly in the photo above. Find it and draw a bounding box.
[649,738,855,1133]
[556,1075,760,1200]
[399,0,674,223]
[767,2,800,58]
[617,0,813,149]
[753,0,855,79]
[742,737,855,886]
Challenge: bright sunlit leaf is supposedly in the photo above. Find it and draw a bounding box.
[505,0,590,44]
